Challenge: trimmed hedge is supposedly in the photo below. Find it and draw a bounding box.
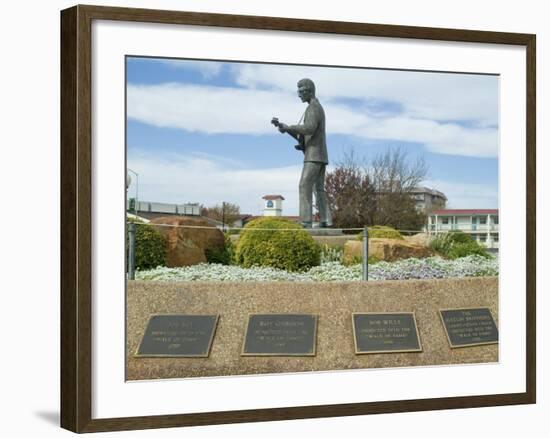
[235,217,321,272]
[128,221,167,270]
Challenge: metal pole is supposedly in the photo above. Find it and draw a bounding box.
[362,225,369,281]
[222,201,226,232]
[135,173,139,216]
[128,222,136,280]
[127,168,139,216]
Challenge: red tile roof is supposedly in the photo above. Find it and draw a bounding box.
[262,195,285,200]
[431,209,498,215]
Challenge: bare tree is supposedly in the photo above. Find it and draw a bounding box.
[325,147,428,231]
[370,147,428,229]
[203,202,241,226]
[370,147,428,193]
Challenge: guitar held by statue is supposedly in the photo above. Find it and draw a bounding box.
[271,117,305,152]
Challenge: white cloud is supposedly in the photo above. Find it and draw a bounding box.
[127,82,498,157]
[425,179,498,209]
[357,117,497,157]
[128,83,302,135]
[232,63,499,127]
[127,151,302,216]
[127,151,497,217]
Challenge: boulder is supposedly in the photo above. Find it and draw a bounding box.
[343,238,434,263]
[404,232,432,247]
[342,241,364,264]
[149,216,225,267]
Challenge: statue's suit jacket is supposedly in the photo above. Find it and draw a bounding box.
[289,97,328,164]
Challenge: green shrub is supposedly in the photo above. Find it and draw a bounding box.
[445,230,475,244]
[429,235,448,254]
[235,217,321,272]
[430,231,489,259]
[356,225,404,240]
[128,221,167,270]
[205,233,235,265]
[446,241,489,259]
[320,244,344,264]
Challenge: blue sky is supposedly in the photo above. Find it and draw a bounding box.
[126,57,499,216]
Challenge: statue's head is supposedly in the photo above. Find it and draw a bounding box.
[297,78,315,102]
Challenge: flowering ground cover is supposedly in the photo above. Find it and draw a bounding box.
[135,255,498,282]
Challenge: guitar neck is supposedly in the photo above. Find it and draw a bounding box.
[286,131,300,141]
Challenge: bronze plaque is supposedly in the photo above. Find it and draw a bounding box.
[135,314,219,357]
[352,312,422,354]
[242,314,317,356]
[439,308,498,348]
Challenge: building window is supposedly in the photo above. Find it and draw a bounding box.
[493,234,499,242]
[266,200,274,208]
[493,216,499,225]
[479,235,487,242]
[442,217,449,225]
[479,216,487,225]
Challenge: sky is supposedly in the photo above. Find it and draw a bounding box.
[126,57,499,216]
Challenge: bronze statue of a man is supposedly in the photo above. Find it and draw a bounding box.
[274,78,332,228]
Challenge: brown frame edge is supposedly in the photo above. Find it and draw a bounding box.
[60,4,536,433]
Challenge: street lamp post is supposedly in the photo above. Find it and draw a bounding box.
[222,201,226,232]
[127,168,139,216]
[126,169,139,280]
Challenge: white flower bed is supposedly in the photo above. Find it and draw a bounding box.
[135,255,498,282]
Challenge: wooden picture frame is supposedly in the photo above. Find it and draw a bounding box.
[60,4,536,433]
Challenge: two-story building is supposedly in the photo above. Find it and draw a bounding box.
[427,209,499,249]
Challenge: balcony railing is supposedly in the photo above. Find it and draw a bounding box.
[430,224,498,232]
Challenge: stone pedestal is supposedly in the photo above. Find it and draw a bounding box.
[127,277,498,380]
